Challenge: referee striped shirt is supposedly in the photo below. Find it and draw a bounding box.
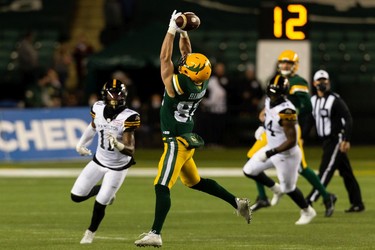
[311,91,353,141]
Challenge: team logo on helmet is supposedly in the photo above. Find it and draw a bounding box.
[178,53,212,84]
[277,50,299,77]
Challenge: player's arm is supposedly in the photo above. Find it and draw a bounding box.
[260,108,298,160]
[108,114,140,156]
[160,10,183,98]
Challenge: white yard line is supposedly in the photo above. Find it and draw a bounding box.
[0,168,277,178]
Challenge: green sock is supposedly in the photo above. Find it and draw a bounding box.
[256,181,268,200]
[151,184,171,234]
[191,178,237,208]
[300,167,329,200]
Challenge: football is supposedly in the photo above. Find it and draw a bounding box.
[175,12,200,31]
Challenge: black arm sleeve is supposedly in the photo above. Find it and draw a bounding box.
[301,112,315,140]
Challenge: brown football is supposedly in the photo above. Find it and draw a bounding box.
[175,12,200,31]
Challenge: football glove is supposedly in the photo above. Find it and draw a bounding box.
[168,10,184,35]
[76,145,92,156]
[254,126,265,140]
[107,133,125,151]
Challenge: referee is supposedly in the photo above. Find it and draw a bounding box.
[304,70,365,212]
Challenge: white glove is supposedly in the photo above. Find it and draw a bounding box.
[257,149,277,162]
[168,10,184,35]
[254,126,265,140]
[76,145,92,156]
[106,133,125,151]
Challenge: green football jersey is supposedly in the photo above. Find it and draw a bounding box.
[160,74,208,137]
[287,74,312,117]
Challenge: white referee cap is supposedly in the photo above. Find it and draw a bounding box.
[313,70,329,81]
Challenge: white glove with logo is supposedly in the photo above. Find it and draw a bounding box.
[254,126,265,140]
[76,145,92,156]
[107,133,125,151]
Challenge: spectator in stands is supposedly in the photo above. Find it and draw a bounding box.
[200,62,228,147]
[73,33,94,88]
[238,63,265,116]
[17,31,39,88]
[53,41,73,88]
[24,68,62,108]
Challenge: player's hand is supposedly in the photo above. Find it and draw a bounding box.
[106,133,117,149]
[106,133,126,151]
[169,10,184,33]
[257,151,268,162]
[254,126,265,140]
[76,145,92,156]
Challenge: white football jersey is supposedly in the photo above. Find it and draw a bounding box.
[264,97,298,153]
[91,101,140,169]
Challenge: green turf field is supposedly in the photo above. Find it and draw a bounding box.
[0,146,374,249]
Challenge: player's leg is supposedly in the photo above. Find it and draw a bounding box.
[306,141,338,203]
[275,149,316,225]
[246,133,270,210]
[71,161,104,202]
[336,153,365,212]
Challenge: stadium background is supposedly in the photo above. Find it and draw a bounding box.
[0,0,374,162]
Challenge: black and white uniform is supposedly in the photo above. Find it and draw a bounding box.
[71,101,140,205]
[306,91,363,205]
[243,97,301,193]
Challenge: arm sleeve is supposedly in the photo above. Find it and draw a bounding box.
[77,123,96,147]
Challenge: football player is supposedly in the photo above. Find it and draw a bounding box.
[71,79,140,244]
[248,50,337,217]
[134,10,251,248]
[243,74,316,225]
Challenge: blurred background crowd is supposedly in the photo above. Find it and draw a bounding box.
[0,0,374,146]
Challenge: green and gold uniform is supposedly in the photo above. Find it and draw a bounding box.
[155,74,208,188]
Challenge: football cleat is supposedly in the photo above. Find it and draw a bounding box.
[345,204,365,213]
[295,206,316,225]
[250,197,270,212]
[236,198,252,224]
[270,183,283,206]
[134,231,162,248]
[80,229,95,244]
[324,193,337,217]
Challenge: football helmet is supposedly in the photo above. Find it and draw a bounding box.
[178,53,212,84]
[101,79,127,110]
[267,74,289,98]
[277,50,299,77]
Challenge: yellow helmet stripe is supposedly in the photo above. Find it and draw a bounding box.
[112,79,117,88]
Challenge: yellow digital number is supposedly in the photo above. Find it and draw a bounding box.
[273,4,307,40]
[286,4,307,40]
[273,6,282,38]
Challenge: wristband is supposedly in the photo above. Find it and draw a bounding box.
[265,148,278,158]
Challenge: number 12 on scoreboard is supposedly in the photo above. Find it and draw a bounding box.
[273,4,308,40]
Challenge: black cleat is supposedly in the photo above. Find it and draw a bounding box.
[324,194,337,217]
[250,197,270,212]
[345,204,365,213]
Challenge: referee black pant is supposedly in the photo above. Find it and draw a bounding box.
[306,137,363,206]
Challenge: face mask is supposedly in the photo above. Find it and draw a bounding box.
[316,81,327,92]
